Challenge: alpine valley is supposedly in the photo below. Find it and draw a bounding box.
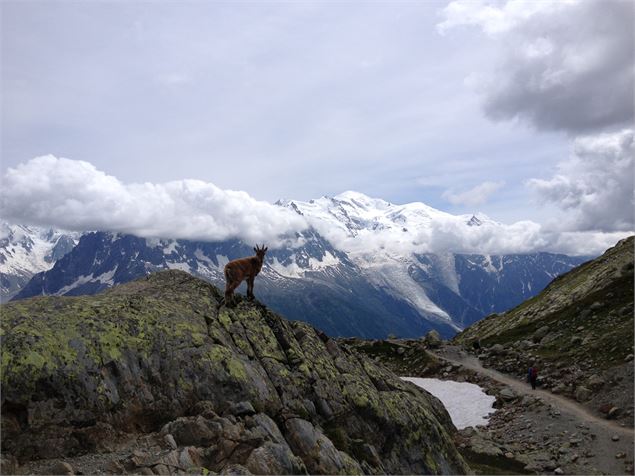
[3,192,588,338]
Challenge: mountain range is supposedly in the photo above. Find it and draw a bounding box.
[0,223,79,300]
[2,192,589,338]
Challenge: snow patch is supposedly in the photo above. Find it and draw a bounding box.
[94,266,118,286]
[166,262,191,273]
[308,250,341,269]
[54,265,119,295]
[216,255,230,269]
[162,241,178,255]
[194,248,216,267]
[401,377,495,429]
[269,256,303,278]
[56,274,95,295]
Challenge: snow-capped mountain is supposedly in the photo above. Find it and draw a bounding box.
[0,222,79,301]
[274,191,585,328]
[5,192,589,336]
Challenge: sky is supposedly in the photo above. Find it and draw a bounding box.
[1,0,633,254]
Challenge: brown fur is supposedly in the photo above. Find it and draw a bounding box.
[224,244,268,304]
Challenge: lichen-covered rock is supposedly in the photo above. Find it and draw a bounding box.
[1,270,469,474]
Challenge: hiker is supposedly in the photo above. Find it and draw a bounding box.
[528,365,538,390]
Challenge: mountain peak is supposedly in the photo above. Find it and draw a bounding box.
[334,190,391,208]
[467,215,483,227]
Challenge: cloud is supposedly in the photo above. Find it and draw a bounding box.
[437,0,571,35]
[1,156,629,257]
[442,181,505,206]
[0,156,308,246]
[314,210,628,257]
[291,193,628,257]
[527,129,634,232]
[438,0,634,133]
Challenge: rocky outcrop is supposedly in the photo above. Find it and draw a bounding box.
[1,270,469,474]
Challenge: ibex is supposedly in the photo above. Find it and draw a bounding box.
[223,244,268,305]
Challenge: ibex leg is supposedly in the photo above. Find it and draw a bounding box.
[246,277,254,300]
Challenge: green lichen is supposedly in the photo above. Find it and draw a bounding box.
[217,311,232,330]
[226,357,248,380]
[205,345,248,381]
[297,362,311,377]
[425,451,440,473]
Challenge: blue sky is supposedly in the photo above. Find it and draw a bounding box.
[1,1,633,252]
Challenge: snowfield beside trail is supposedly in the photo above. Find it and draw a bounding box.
[401,377,496,429]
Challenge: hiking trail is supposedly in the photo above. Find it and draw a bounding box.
[434,345,634,437]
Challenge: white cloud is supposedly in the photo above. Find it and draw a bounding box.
[291,193,628,257]
[442,180,505,206]
[527,129,634,232]
[0,156,308,246]
[437,0,572,36]
[438,0,634,237]
[438,0,634,133]
[1,157,629,257]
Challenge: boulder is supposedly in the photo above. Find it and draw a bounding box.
[220,464,253,475]
[425,330,443,348]
[244,442,305,475]
[590,301,603,311]
[587,374,605,389]
[468,433,503,458]
[284,418,362,474]
[518,340,534,350]
[229,401,256,417]
[489,344,505,355]
[104,460,125,474]
[161,416,221,447]
[574,386,592,402]
[533,326,550,342]
[163,433,177,450]
[48,461,75,475]
[499,387,517,401]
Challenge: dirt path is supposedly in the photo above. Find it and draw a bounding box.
[428,345,634,474]
[434,345,634,438]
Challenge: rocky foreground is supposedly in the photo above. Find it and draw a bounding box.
[1,270,469,475]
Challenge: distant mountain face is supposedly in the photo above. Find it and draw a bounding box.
[5,192,588,337]
[0,223,79,301]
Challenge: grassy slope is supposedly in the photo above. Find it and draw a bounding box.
[454,237,634,369]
